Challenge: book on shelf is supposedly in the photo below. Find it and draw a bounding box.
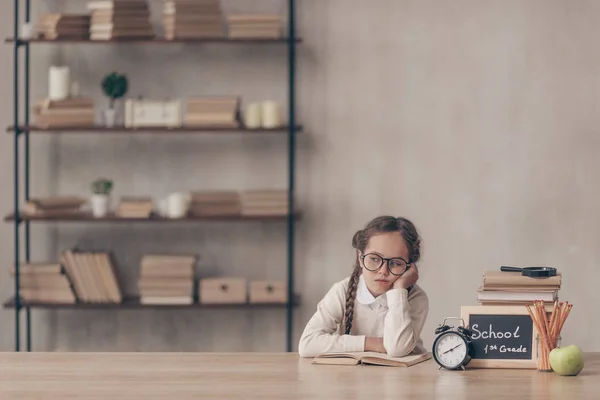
[226,14,282,39]
[88,0,155,40]
[482,270,562,287]
[189,190,241,217]
[115,197,154,218]
[23,195,88,216]
[33,97,96,128]
[88,0,150,11]
[162,0,225,40]
[139,296,193,305]
[138,254,196,304]
[36,13,91,40]
[240,189,289,216]
[10,263,62,275]
[184,96,241,128]
[61,249,123,303]
[10,262,76,304]
[312,351,432,367]
[477,270,562,306]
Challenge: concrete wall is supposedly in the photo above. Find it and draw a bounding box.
[1,0,599,352]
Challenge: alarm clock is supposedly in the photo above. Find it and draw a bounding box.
[432,317,474,370]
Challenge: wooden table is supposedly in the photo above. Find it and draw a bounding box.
[1,352,598,399]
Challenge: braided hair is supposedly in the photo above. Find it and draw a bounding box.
[343,216,422,334]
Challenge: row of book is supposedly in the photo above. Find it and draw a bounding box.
[34,1,283,41]
[10,252,287,305]
[477,269,561,306]
[10,249,122,304]
[33,97,95,129]
[23,195,87,216]
[31,96,282,129]
[190,190,289,217]
[21,190,291,218]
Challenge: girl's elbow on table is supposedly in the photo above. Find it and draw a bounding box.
[297,335,321,358]
[384,339,416,358]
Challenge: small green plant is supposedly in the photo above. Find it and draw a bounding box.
[91,178,113,195]
[101,72,128,109]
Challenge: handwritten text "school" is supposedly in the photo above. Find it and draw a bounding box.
[471,324,520,340]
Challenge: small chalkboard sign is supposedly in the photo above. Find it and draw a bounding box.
[461,306,547,369]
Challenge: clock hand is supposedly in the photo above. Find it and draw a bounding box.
[443,344,463,354]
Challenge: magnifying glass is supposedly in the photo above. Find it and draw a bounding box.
[500,266,557,277]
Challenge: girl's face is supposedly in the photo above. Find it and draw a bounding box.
[358,231,410,297]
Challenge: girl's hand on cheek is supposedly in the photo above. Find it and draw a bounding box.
[392,266,419,290]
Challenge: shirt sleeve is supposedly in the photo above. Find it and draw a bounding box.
[382,286,429,357]
[297,282,366,358]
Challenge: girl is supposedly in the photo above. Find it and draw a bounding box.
[298,216,429,358]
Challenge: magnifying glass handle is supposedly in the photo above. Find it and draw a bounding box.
[500,266,522,272]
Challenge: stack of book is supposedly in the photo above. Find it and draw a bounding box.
[88,0,155,41]
[477,270,562,306]
[162,0,225,40]
[240,189,289,216]
[60,249,123,303]
[138,254,196,304]
[226,14,282,39]
[115,197,154,218]
[188,191,241,217]
[23,196,87,217]
[33,97,95,128]
[36,13,91,40]
[11,263,76,304]
[184,97,240,128]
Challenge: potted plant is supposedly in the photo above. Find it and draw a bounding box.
[90,178,113,218]
[101,72,128,127]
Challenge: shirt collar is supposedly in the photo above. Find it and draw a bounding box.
[356,274,378,305]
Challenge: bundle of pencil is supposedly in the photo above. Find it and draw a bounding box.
[526,300,573,371]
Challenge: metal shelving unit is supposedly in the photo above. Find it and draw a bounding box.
[7,0,299,353]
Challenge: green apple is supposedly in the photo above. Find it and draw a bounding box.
[549,345,585,376]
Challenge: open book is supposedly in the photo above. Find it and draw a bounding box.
[311,351,431,367]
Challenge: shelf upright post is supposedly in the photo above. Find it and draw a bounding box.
[285,0,296,353]
[13,0,22,352]
[24,0,32,352]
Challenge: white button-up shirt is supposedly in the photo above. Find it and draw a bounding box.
[298,275,429,358]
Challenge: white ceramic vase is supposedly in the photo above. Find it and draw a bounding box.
[166,192,191,218]
[20,22,35,40]
[91,194,110,218]
[104,109,116,127]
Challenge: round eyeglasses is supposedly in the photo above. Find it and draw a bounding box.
[360,253,410,276]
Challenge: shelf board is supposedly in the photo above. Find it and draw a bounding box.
[3,296,299,310]
[7,125,303,134]
[6,37,301,44]
[4,212,301,223]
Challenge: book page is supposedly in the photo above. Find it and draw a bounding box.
[312,351,431,367]
[361,352,431,367]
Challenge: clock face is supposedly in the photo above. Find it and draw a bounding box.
[434,332,468,369]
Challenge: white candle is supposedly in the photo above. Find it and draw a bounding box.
[244,102,262,129]
[261,101,282,128]
[49,66,70,100]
